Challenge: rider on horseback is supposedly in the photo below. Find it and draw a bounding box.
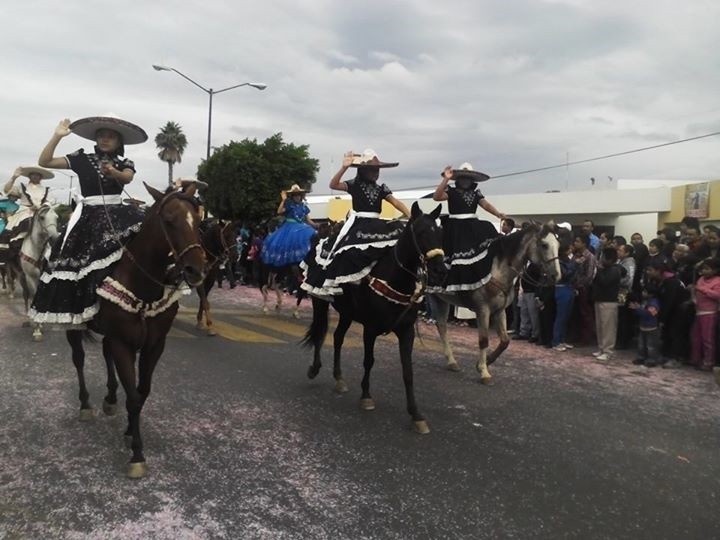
[2,166,55,251]
[302,149,411,297]
[30,115,148,325]
[262,184,317,268]
[431,163,508,292]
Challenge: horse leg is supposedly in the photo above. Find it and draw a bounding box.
[434,299,459,371]
[195,287,206,330]
[396,324,428,434]
[306,297,329,379]
[487,309,510,366]
[101,337,119,416]
[292,266,304,318]
[66,330,94,420]
[108,338,146,478]
[359,328,378,411]
[273,272,283,310]
[261,281,269,313]
[332,313,352,393]
[201,281,216,336]
[475,306,493,384]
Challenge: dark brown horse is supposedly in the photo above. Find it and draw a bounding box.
[66,184,206,479]
[195,219,238,336]
[302,203,446,433]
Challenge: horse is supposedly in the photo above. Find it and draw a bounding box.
[195,219,238,336]
[11,203,60,341]
[431,221,561,383]
[65,184,206,479]
[302,203,446,434]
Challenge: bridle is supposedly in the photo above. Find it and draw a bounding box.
[201,220,235,266]
[517,229,561,288]
[393,219,444,283]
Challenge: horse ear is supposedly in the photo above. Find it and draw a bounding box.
[144,182,165,202]
[430,204,442,220]
[411,201,422,220]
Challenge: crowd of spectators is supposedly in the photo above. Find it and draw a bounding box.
[512,217,720,382]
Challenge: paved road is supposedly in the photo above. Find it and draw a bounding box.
[1,286,719,539]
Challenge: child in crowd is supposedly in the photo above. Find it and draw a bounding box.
[630,286,661,367]
[691,258,720,371]
[592,247,625,361]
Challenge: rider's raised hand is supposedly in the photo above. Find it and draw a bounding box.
[280,190,287,201]
[13,166,23,178]
[342,151,354,168]
[442,166,454,180]
[55,119,72,138]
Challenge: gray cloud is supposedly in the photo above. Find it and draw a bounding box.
[1,0,719,205]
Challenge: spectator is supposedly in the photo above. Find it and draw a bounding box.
[630,285,661,367]
[616,243,636,349]
[501,218,516,235]
[693,224,720,261]
[552,242,577,352]
[657,227,677,259]
[631,232,649,294]
[680,216,700,245]
[691,258,720,371]
[515,261,542,342]
[536,276,556,348]
[571,233,597,346]
[598,231,610,252]
[581,220,600,253]
[671,243,696,286]
[645,259,692,368]
[592,247,625,361]
[611,235,627,249]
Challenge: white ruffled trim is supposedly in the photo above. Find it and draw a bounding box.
[97,277,190,317]
[450,248,490,266]
[317,239,398,267]
[40,248,123,283]
[29,304,98,325]
[443,273,493,292]
[300,282,340,299]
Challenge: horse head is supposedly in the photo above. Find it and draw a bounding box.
[527,220,561,283]
[33,204,60,242]
[407,202,446,284]
[145,183,206,287]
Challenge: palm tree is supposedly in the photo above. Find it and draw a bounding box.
[155,121,188,187]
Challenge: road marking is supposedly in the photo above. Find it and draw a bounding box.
[176,314,284,343]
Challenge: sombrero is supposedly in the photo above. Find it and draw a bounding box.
[350,149,398,168]
[123,198,147,207]
[451,163,490,183]
[286,184,306,195]
[69,114,148,145]
[19,166,54,180]
[175,177,209,190]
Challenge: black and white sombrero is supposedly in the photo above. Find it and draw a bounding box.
[69,114,148,145]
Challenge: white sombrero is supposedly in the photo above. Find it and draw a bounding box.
[451,162,490,183]
[350,149,399,168]
[286,184,306,194]
[19,166,54,179]
[174,177,209,189]
[69,113,148,145]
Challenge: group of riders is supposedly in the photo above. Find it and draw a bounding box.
[2,114,510,331]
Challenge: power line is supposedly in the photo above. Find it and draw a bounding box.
[404,130,720,191]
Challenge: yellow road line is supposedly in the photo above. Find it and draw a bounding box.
[176,313,284,343]
[168,327,195,339]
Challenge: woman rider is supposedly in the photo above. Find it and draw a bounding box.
[432,163,507,292]
[302,149,411,297]
[261,183,317,268]
[30,115,147,325]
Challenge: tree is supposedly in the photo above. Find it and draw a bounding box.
[155,121,188,187]
[197,133,319,222]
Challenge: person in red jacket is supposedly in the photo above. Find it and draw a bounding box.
[691,258,720,371]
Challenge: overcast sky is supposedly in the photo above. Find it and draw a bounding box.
[1,0,719,203]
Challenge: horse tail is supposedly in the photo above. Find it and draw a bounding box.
[301,296,329,349]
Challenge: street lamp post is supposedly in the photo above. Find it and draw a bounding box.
[152,65,266,161]
[53,170,76,205]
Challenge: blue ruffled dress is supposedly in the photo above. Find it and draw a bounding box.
[261,200,315,268]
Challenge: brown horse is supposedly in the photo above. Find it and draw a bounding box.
[195,219,238,335]
[65,184,206,479]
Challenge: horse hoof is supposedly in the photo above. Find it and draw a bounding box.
[78,408,96,422]
[334,379,349,394]
[22,321,30,328]
[275,304,281,311]
[126,461,148,479]
[195,321,205,330]
[124,435,133,449]
[32,333,43,342]
[480,376,493,386]
[360,398,376,411]
[102,400,118,416]
[293,310,300,319]
[446,362,461,372]
[262,306,269,314]
[206,329,217,337]
[307,364,320,379]
[414,420,430,435]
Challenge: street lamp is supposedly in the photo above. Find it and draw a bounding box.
[53,170,76,205]
[152,64,267,160]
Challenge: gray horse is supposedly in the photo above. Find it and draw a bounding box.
[431,221,560,383]
[12,204,59,340]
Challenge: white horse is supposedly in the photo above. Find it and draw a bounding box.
[12,204,59,341]
[432,221,561,383]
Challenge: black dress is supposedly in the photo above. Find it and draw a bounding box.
[30,148,145,325]
[435,185,498,292]
[301,178,404,296]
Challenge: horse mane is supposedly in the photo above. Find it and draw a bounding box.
[487,223,540,263]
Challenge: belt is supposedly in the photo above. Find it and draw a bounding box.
[354,212,381,218]
[448,213,477,219]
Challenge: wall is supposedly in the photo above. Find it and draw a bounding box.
[659,180,720,227]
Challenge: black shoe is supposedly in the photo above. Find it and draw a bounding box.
[632,357,646,365]
[513,335,528,341]
[645,359,658,368]
[528,337,538,343]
